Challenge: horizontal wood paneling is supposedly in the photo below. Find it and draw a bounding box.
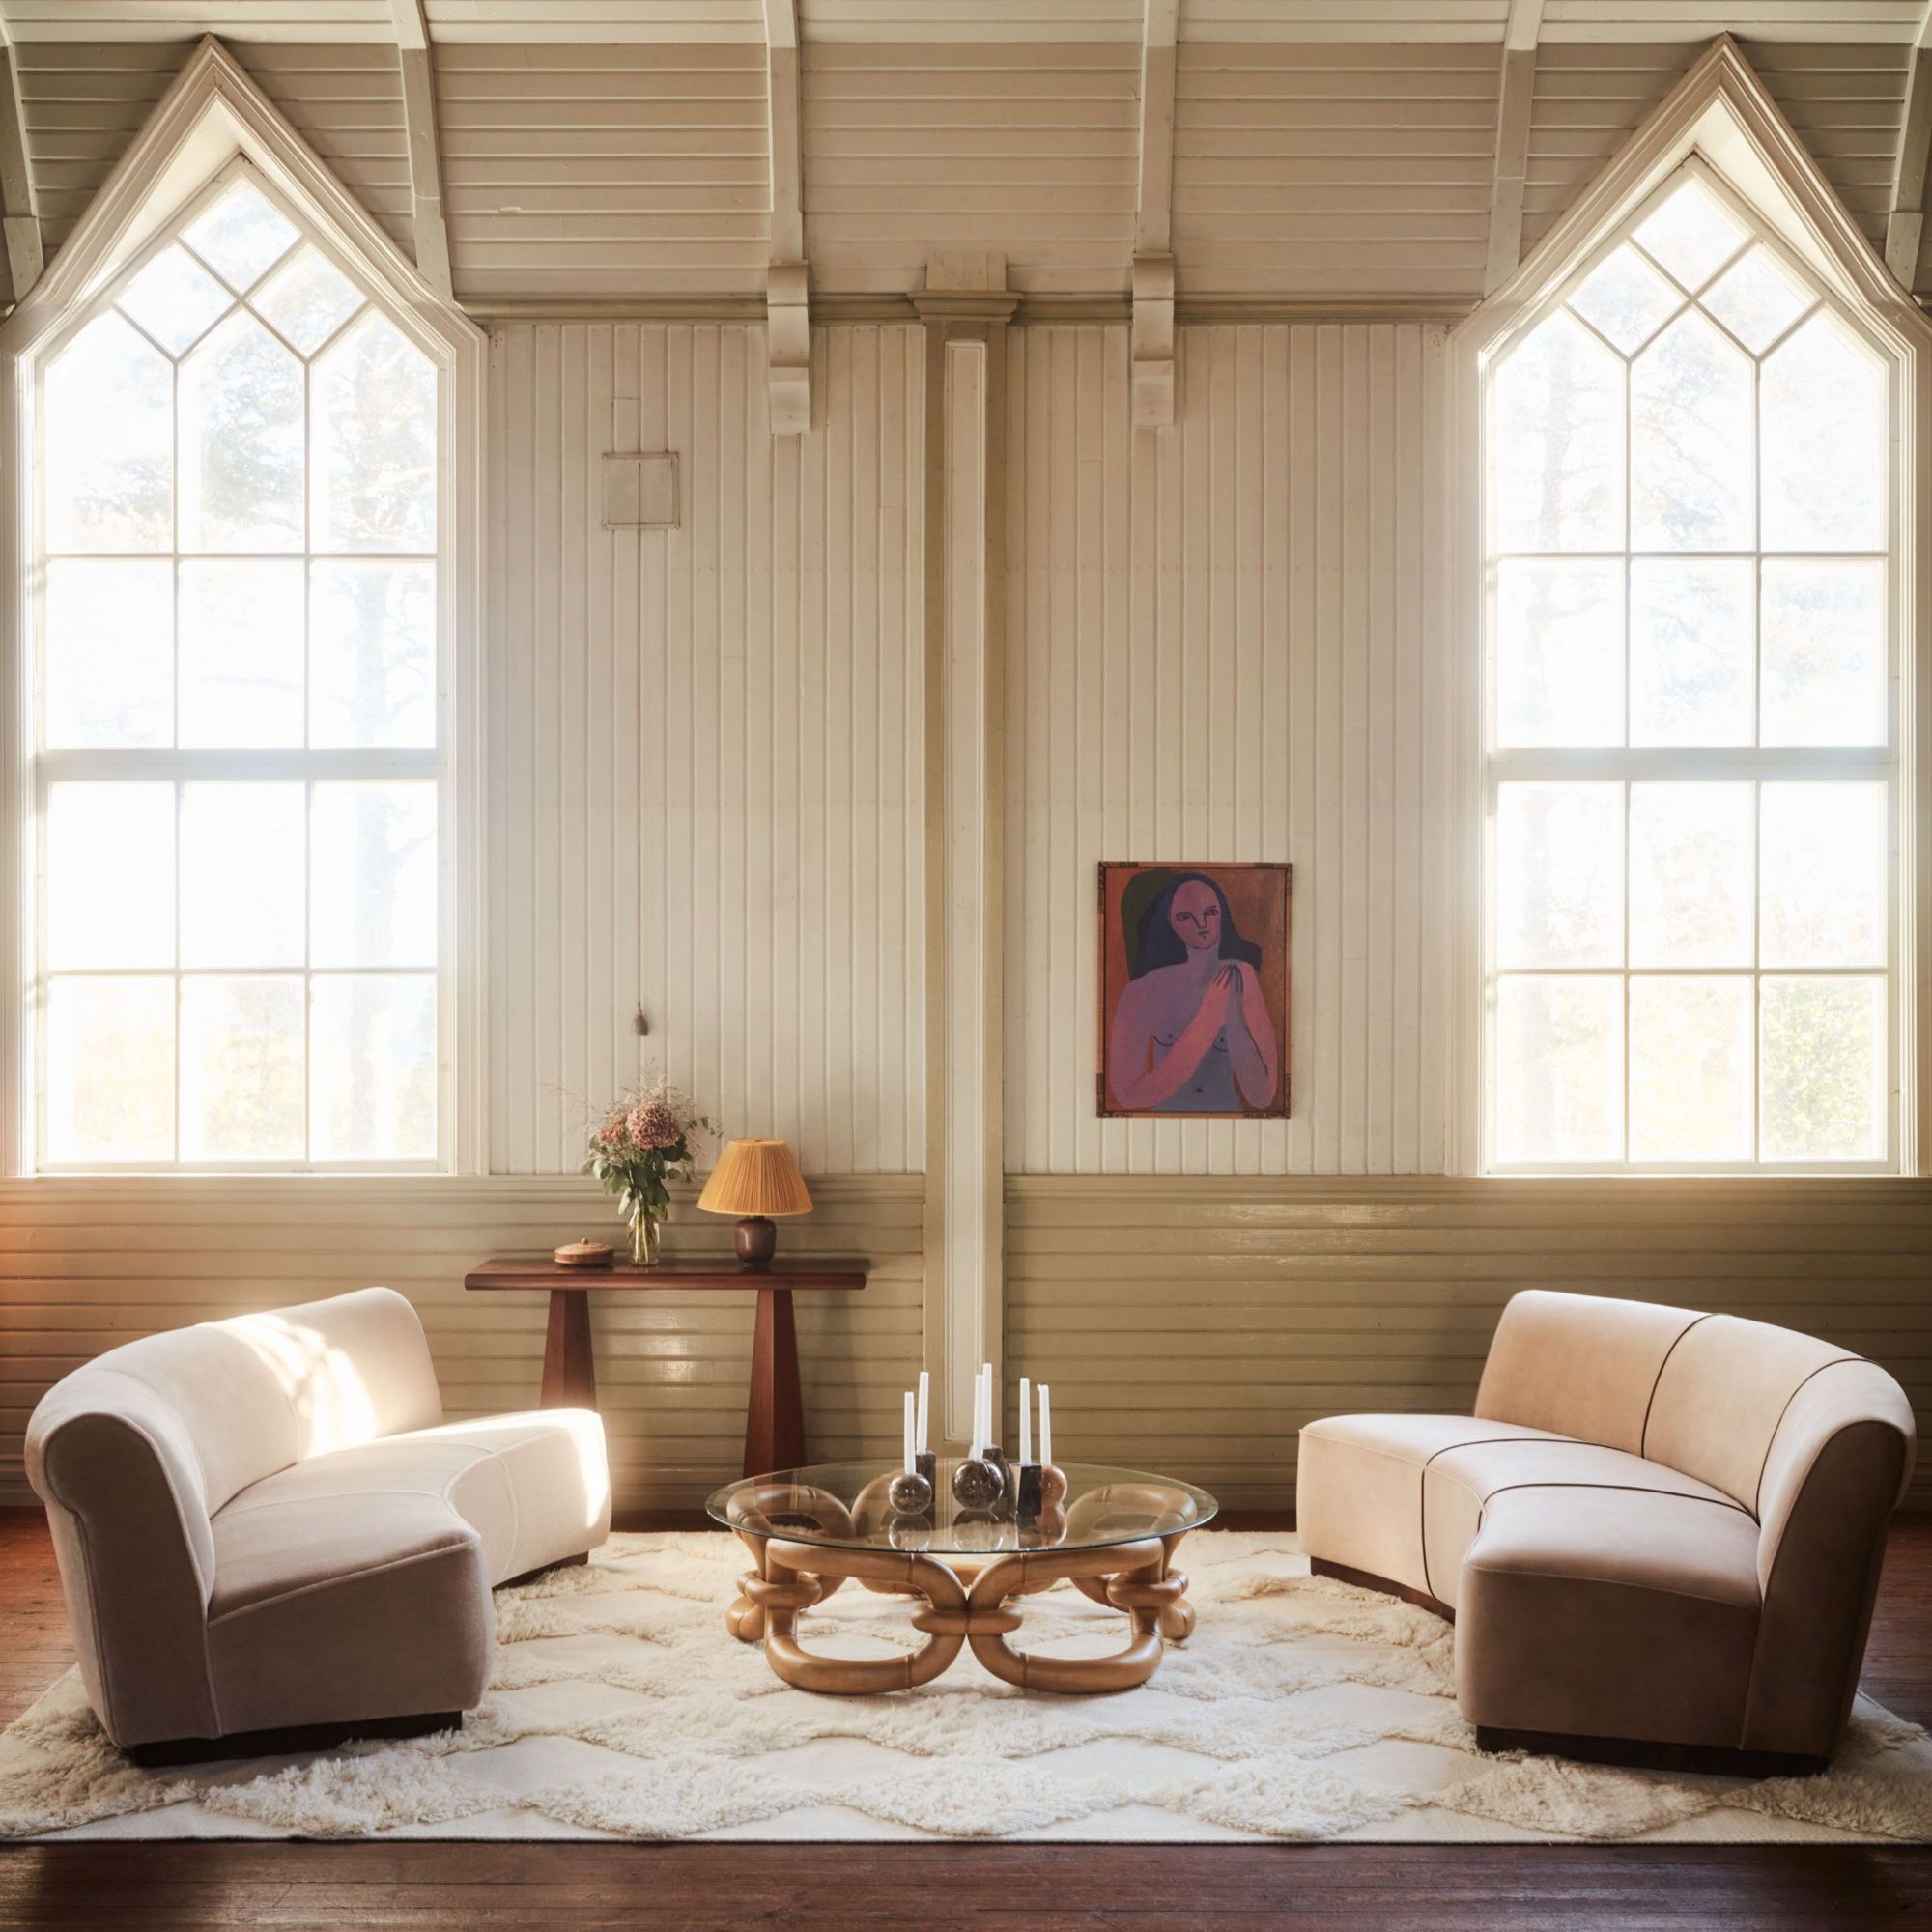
[232,39,415,261]
[1004,323,1452,1175]
[1007,1175,1932,1510]
[1173,42,1497,299]
[486,321,925,1175]
[0,1174,923,1510]
[437,43,772,302]
[803,43,1139,296]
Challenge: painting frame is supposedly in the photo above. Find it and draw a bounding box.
[1096,861,1292,1120]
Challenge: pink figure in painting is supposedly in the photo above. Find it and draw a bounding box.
[1106,874,1278,1113]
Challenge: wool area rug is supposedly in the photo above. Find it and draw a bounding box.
[4,1531,1930,1844]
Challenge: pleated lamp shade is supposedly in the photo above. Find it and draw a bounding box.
[698,1139,813,1218]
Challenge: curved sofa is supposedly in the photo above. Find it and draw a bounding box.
[1297,1290,1916,1775]
[26,1287,611,1764]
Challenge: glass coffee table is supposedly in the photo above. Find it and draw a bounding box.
[707,1459,1216,1694]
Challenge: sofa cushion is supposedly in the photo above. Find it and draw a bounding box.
[1296,1413,1569,1602]
[1422,1437,1748,1611]
[212,1408,611,1589]
[1457,1486,1762,1750]
[1473,1290,1703,1456]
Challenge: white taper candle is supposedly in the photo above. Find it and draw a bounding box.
[1019,1377,1033,1464]
[916,1370,930,1454]
[1039,1382,1053,1466]
[903,1389,916,1474]
[969,1366,984,1459]
[982,1362,995,1445]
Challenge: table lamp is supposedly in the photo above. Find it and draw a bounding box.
[697,1138,813,1267]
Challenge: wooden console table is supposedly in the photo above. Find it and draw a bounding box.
[463,1257,867,1477]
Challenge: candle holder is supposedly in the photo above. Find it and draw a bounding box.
[951,1454,1003,1510]
[887,1468,934,1515]
[1015,1462,1044,1520]
[1038,1462,1068,1507]
[984,1442,1011,1512]
[915,1448,937,1493]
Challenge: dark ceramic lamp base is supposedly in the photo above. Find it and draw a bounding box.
[734,1215,778,1265]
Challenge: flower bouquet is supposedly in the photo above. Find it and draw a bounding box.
[583,1074,715,1265]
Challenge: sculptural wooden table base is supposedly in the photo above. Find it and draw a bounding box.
[727,1530,1197,1694]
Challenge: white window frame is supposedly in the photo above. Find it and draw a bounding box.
[1448,40,1932,1179]
[0,40,486,1176]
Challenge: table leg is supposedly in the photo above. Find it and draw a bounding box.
[540,1288,596,1409]
[744,1283,806,1476]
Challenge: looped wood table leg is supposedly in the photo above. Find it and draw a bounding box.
[734,1533,1197,1694]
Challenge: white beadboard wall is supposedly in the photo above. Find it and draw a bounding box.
[485,320,925,1177]
[1004,323,1452,1176]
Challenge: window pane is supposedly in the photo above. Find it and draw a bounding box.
[1760,781,1887,969]
[1632,179,1748,292]
[180,781,304,968]
[45,976,174,1163]
[183,180,298,293]
[180,314,304,553]
[312,314,438,554]
[1760,560,1885,748]
[1760,975,1886,1162]
[117,244,231,355]
[1628,558,1752,746]
[1566,244,1679,355]
[253,246,364,355]
[1631,312,1753,552]
[1495,558,1622,748]
[310,974,436,1161]
[1494,974,1624,1162]
[44,560,173,749]
[310,781,437,968]
[309,560,436,748]
[180,974,304,1161]
[1492,312,1624,553]
[1628,781,1753,967]
[1496,781,1623,969]
[1630,975,1752,1162]
[1700,246,1813,355]
[178,560,304,747]
[43,314,172,554]
[46,781,174,970]
[1761,315,1886,553]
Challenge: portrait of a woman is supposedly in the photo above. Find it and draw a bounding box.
[1100,864,1290,1118]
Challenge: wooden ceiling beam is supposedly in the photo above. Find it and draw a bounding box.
[388,0,453,302]
[1483,0,1543,297]
[1132,0,1178,430]
[0,17,43,307]
[1885,2,1932,287]
[765,0,809,435]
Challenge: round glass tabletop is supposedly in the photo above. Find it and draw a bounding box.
[707,1458,1216,1557]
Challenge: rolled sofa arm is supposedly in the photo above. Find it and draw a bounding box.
[26,1382,222,1748]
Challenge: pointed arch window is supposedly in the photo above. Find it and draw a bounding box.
[28,157,449,1169]
[1484,161,1896,1171]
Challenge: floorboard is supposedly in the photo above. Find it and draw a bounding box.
[1,1507,1928,1929]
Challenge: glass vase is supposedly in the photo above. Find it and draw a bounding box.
[628,1203,662,1267]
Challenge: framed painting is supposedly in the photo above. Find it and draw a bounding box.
[1097,862,1291,1119]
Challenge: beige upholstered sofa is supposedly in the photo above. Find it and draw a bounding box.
[26,1287,611,1764]
[1298,1290,1915,1775]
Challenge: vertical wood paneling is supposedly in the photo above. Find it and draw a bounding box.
[1004,322,1451,1176]
[487,322,924,1175]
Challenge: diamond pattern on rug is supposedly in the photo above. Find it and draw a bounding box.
[3,1531,1930,1843]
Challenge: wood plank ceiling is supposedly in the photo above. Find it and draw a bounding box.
[0,0,1923,312]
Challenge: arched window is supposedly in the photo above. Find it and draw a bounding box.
[25,156,453,1169]
[1483,161,1896,1171]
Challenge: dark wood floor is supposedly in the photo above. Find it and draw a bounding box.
[3,1507,1930,1930]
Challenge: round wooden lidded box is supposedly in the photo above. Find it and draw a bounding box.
[554,1238,614,1269]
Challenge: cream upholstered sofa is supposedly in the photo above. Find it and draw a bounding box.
[1297,1290,1915,1775]
[26,1287,610,1765]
